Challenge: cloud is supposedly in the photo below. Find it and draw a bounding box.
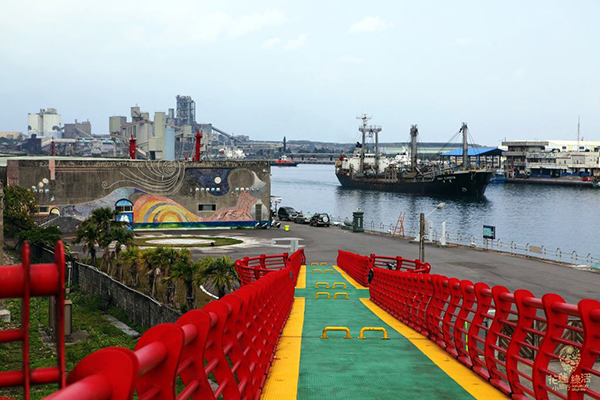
[338,55,365,64]
[514,66,527,80]
[225,10,287,39]
[262,37,282,49]
[284,34,308,50]
[348,17,391,34]
[455,38,471,45]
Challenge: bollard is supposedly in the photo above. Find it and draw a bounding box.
[321,327,351,339]
[358,327,389,340]
[285,225,289,232]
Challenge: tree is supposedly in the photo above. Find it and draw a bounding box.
[73,219,100,263]
[169,259,201,311]
[4,185,37,237]
[73,207,131,265]
[143,247,190,302]
[116,247,144,287]
[18,226,62,248]
[196,256,238,299]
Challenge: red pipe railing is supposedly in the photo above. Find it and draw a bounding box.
[0,242,66,400]
[40,251,296,400]
[235,249,305,287]
[369,268,600,398]
[337,250,430,287]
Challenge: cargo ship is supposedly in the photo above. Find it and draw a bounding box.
[335,116,492,197]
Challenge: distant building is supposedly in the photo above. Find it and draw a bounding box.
[63,120,92,139]
[0,132,25,140]
[502,140,600,177]
[27,108,62,138]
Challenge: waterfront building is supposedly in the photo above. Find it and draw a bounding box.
[502,140,600,177]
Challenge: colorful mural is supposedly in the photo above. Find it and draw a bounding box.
[133,191,259,225]
[53,164,269,230]
[134,194,199,224]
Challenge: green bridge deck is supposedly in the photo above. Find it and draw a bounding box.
[261,265,506,400]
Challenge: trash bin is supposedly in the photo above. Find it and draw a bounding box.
[352,209,364,233]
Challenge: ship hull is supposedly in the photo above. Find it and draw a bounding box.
[271,161,298,167]
[336,170,492,197]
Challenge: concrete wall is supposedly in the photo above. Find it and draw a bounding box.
[74,261,181,328]
[6,158,271,229]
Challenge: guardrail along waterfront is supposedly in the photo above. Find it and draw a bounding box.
[327,215,600,268]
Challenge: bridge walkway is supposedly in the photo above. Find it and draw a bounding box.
[262,264,506,400]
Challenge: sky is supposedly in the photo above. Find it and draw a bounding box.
[1,0,599,146]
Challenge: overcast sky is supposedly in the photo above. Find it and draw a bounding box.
[1,0,599,146]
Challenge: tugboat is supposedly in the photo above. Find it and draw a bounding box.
[335,116,492,197]
[271,155,298,167]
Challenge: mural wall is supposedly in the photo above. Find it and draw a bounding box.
[7,159,271,230]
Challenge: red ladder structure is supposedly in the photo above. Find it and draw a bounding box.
[0,242,66,400]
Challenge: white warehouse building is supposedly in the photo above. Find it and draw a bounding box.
[27,108,62,138]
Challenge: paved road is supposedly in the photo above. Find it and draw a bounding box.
[136,223,600,304]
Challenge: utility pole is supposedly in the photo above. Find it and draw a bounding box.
[419,213,425,261]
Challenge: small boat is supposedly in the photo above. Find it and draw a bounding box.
[271,155,298,167]
[490,169,507,184]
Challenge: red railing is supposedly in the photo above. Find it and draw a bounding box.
[44,257,295,400]
[0,242,66,400]
[337,250,430,287]
[369,268,600,398]
[0,244,297,400]
[235,249,305,287]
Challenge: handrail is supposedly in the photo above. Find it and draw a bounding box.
[369,268,600,398]
[40,249,298,400]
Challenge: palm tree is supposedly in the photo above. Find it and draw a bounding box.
[143,247,191,302]
[73,207,132,266]
[196,256,239,299]
[169,260,201,311]
[73,220,100,263]
[116,247,143,287]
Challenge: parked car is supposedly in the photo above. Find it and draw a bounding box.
[309,213,331,227]
[278,206,298,221]
[294,212,312,224]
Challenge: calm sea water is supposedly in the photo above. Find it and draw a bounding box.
[271,164,600,258]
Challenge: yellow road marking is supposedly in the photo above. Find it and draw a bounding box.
[261,297,305,399]
[360,298,506,399]
[296,265,306,289]
[332,265,369,290]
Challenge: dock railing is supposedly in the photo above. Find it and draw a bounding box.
[351,217,599,269]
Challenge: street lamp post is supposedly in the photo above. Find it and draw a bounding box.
[419,202,446,262]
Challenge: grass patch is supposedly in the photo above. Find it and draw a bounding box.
[0,290,139,399]
[133,236,243,248]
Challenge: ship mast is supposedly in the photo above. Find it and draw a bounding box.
[410,125,418,172]
[461,122,469,171]
[357,114,369,173]
[356,114,381,174]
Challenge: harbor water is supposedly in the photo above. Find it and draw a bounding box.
[272,164,600,263]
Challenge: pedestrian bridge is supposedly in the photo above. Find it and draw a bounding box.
[1,243,599,399]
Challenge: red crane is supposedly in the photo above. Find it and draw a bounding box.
[129,133,136,160]
[194,126,203,162]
